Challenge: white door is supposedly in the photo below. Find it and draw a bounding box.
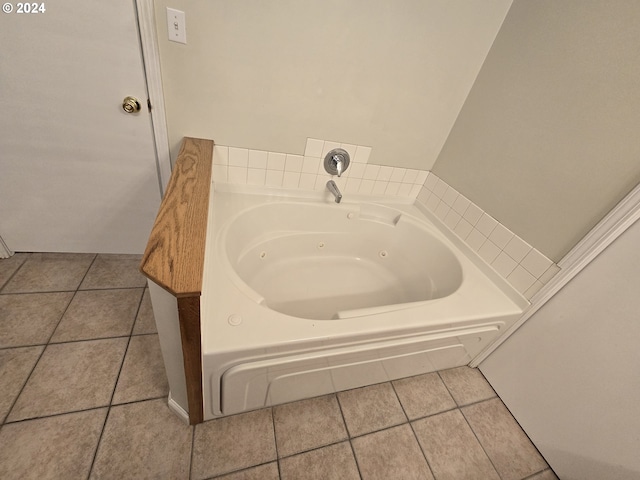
[0,0,162,254]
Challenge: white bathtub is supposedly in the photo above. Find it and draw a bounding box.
[201,184,527,419]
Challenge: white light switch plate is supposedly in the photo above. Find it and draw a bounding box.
[167,7,186,44]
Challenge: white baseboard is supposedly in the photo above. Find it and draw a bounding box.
[0,236,13,258]
[167,392,190,425]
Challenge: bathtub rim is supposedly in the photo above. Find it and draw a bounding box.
[207,182,528,310]
[201,184,528,350]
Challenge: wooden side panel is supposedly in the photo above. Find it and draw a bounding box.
[140,136,213,424]
[140,137,214,297]
[177,296,204,425]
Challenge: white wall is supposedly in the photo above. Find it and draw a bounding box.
[480,217,640,480]
[153,0,511,169]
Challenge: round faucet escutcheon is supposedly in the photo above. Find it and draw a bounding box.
[323,148,350,177]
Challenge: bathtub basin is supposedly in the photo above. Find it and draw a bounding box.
[201,184,527,418]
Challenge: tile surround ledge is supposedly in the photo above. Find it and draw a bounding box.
[212,138,427,198]
[417,172,560,300]
[211,138,559,299]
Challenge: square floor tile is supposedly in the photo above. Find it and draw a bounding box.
[90,399,192,480]
[351,424,434,480]
[132,288,156,335]
[412,409,500,480]
[0,408,107,480]
[50,288,142,342]
[273,394,348,457]
[0,253,29,290]
[0,292,73,347]
[393,372,456,420]
[0,346,43,421]
[2,253,95,293]
[279,441,360,480]
[439,366,496,406]
[462,398,548,480]
[192,408,277,479]
[7,338,128,421]
[79,254,146,290]
[337,382,406,437]
[214,463,280,480]
[112,334,168,404]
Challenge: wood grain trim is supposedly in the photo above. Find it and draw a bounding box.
[177,295,204,424]
[140,137,213,424]
[140,137,214,297]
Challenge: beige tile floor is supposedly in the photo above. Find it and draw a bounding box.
[0,253,559,480]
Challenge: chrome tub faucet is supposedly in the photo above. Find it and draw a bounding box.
[326,180,342,203]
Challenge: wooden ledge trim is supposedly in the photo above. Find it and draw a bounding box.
[140,137,214,297]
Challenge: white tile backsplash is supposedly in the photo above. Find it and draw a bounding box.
[211,138,425,200]
[503,236,531,263]
[340,143,358,160]
[476,214,498,237]
[521,248,553,278]
[372,180,387,195]
[210,139,560,300]
[452,195,471,216]
[385,182,401,196]
[354,145,372,163]
[363,164,380,180]
[212,164,228,182]
[390,168,406,183]
[463,203,483,226]
[415,171,429,185]
[247,168,266,186]
[283,171,301,188]
[299,173,316,190]
[453,218,474,240]
[265,169,283,187]
[348,162,366,179]
[213,145,229,165]
[248,150,268,169]
[419,171,561,299]
[304,138,324,157]
[478,240,501,264]
[377,166,393,182]
[302,156,319,174]
[228,147,249,167]
[489,224,513,249]
[227,166,247,184]
[267,152,286,171]
[508,266,537,294]
[442,187,459,207]
[493,251,518,278]
[285,154,303,172]
[321,140,341,159]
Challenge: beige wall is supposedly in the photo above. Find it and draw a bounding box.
[153,0,511,169]
[432,0,640,261]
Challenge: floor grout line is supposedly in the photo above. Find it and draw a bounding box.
[0,252,30,293]
[389,379,437,479]
[334,393,364,480]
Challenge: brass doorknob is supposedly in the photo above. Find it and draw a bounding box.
[122,96,141,113]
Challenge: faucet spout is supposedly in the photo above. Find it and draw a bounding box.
[326,180,342,203]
